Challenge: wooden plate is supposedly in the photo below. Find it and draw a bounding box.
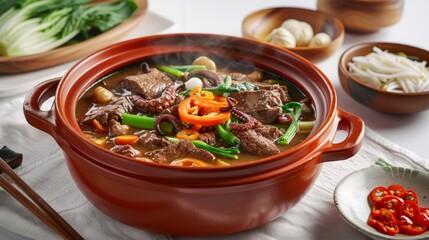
[0,0,148,74]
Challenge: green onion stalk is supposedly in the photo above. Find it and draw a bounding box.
[166,137,239,159]
[278,102,302,145]
[121,113,173,134]
[156,65,185,78]
[215,124,240,146]
[170,65,206,72]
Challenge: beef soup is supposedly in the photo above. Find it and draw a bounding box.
[76,54,315,166]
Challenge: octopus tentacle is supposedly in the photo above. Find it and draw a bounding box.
[129,82,184,113]
[188,70,223,87]
[278,113,293,125]
[140,62,151,73]
[230,108,265,131]
[220,97,238,113]
[154,114,186,135]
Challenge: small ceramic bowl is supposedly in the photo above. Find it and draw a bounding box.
[242,7,344,62]
[334,164,429,240]
[317,0,404,33]
[339,42,429,114]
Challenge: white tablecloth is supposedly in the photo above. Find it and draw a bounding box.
[0,95,427,240]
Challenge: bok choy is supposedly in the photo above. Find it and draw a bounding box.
[0,0,137,57]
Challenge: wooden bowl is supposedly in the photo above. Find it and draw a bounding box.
[339,42,429,114]
[0,0,148,74]
[317,0,404,33]
[242,7,345,62]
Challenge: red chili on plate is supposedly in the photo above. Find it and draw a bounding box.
[367,184,428,236]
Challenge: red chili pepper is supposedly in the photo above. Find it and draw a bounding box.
[404,190,419,204]
[400,200,421,222]
[369,186,390,205]
[388,184,405,198]
[399,214,428,235]
[375,208,400,236]
[367,184,429,236]
[380,195,404,218]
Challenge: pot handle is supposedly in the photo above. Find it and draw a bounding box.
[23,78,61,137]
[319,108,365,162]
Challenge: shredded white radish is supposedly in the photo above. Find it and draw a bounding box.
[347,47,429,93]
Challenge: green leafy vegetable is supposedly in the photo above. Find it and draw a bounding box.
[0,0,137,56]
[180,81,260,97]
[156,65,185,78]
[204,82,260,95]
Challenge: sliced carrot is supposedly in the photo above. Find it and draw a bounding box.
[92,119,107,133]
[114,135,139,145]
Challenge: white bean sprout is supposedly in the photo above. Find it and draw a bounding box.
[348,47,429,93]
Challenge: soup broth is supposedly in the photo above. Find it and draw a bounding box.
[76,54,315,166]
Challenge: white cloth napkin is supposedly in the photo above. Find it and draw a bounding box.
[0,96,427,240]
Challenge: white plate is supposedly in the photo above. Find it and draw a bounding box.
[334,163,429,240]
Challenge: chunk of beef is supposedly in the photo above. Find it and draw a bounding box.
[246,108,282,124]
[145,139,215,164]
[229,89,289,124]
[134,130,171,150]
[108,119,127,136]
[197,131,218,146]
[230,90,282,112]
[110,145,141,158]
[233,129,280,156]
[122,68,175,99]
[254,127,283,141]
[80,96,133,126]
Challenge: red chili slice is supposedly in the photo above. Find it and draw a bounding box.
[420,208,429,228]
[404,190,419,204]
[388,184,405,198]
[400,200,421,222]
[399,214,428,235]
[375,208,400,236]
[369,186,390,205]
[380,195,404,218]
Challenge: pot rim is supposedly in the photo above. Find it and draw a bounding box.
[53,33,338,173]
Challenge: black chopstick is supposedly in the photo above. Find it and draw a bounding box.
[0,157,83,240]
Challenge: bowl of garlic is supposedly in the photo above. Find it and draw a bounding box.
[242,7,345,62]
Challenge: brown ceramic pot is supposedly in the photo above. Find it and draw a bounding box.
[23,34,364,236]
